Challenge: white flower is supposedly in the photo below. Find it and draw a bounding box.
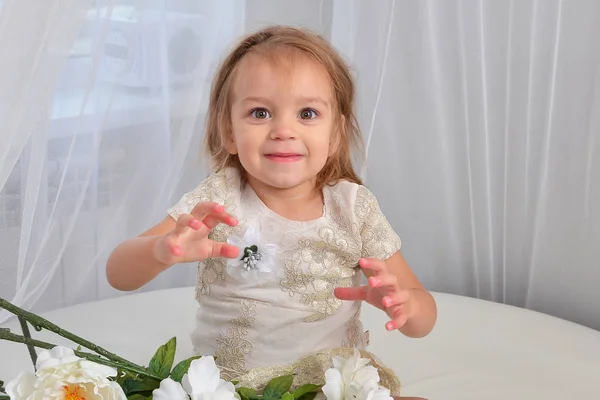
[153,378,189,400]
[227,226,277,282]
[364,386,395,400]
[5,346,126,400]
[152,356,240,400]
[322,349,393,400]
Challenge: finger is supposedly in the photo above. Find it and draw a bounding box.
[202,213,237,232]
[174,214,196,236]
[209,240,240,259]
[382,290,410,308]
[333,286,368,301]
[165,233,182,257]
[177,209,238,238]
[386,307,409,331]
[367,273,398,290]
[359,258,388,275]
[190,202,237,225]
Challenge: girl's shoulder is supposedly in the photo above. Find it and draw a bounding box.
[327,179,401,260]
[167,167,241,220]
[326,179,383,221]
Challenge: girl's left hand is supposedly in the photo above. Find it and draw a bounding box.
[334,258,412,331]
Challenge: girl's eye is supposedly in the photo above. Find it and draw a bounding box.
[250,108,271,119]
[299,108,318,120]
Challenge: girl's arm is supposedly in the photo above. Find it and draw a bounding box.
[335,251,437,338]
[377,251,437,338]
[105,202,239,292]
[105,217,176,291]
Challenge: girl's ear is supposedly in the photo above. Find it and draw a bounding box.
[223,130,238,155]
[329,115,344,157]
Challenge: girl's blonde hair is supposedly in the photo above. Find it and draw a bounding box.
[204,25,364,188]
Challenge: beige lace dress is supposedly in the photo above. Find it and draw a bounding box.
[167,167,403,396]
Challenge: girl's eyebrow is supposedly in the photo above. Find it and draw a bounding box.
[297,96,330,107]
[241,96,330,107]
[240,96,272,104]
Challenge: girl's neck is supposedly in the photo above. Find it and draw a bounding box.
[246,174,324,221]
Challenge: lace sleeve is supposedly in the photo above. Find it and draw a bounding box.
[354,185,401,260]
[167,169,232,221]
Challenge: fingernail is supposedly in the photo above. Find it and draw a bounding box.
[190,219,201,229]
[386,322,394,331]
[369,277,379,286]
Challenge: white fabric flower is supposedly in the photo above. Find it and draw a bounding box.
[152,356,240,400]
[227,226,277,282]
[5,346,126,400]
[321,349,393,400]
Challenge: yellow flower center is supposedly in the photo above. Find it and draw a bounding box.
[63,385,86,400]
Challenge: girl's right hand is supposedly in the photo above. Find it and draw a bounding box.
[153,202,240,265]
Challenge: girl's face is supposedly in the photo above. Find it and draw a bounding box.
[227,54,338,195]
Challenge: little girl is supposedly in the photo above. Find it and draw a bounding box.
[106,25,436,400]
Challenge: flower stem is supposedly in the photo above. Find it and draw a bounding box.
[18,316,37,368]
[0,297,159,380]
[0,329,162,381]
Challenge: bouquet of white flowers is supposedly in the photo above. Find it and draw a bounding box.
[0,297,393,400]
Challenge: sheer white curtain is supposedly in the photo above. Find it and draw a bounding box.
[1,0,600,331]
[330,0,600,329]
[0,0,245,323]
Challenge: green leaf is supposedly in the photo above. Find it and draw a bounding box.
[237,387,258,400]
[292,384,321,399]
[170,355,202,382]
[120,377,160,396]
[127,394,151,400]
[116,369,142,387]
[263,375,294,400]
[282,393,295,400]
[296,393,318,400]
[148,337,177,379]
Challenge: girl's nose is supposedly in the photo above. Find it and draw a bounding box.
[269,117,297,140]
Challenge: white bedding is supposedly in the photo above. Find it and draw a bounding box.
[1,287,599,399]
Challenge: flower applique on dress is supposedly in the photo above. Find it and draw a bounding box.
[226,226,278,283]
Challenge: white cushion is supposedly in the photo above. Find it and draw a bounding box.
[1,288,599,399]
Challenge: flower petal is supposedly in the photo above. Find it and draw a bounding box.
[331,356,346,371]
[257,253,276,273]
[35,346,80,371]
[212,382,242,400]
[186,356,221,394]
[353,365,380,387]
[243,226,261,243]
[364,386,393,400]
[78,360,118,378]
[261,243,278,256]
[227,235,247,249]
[5,371,36,398]
[322,368,344,400]
[153,378,189,400]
